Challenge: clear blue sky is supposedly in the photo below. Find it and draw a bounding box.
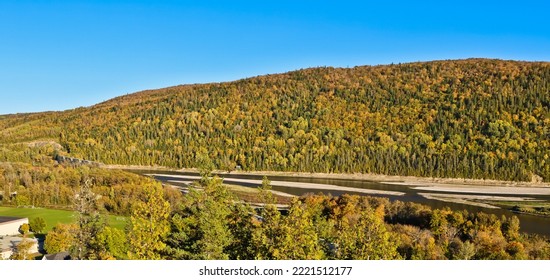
[1,0,549,114]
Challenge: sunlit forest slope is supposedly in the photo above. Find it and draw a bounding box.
[1,59,549,182]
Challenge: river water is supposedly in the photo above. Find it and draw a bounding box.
[131,170,550,237]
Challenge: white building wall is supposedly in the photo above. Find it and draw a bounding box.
[0,218,29,236]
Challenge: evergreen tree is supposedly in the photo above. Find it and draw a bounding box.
[167,176,234,260]
[71,180,106,260]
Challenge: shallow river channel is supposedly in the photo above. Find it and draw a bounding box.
[131,170,550,237]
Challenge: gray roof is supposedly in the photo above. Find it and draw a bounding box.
[0,216,27,225]
[43,252,71,260]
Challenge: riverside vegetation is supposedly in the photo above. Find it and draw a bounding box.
[3,164,550,260]
[1,150,549,260]
[0,59,549,260]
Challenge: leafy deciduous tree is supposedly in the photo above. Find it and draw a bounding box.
[127,183,171,260]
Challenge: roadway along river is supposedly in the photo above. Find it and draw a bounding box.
[131,170,550,237]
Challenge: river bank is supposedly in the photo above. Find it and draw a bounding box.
[148,174,405,196]
[104,164,550,189]
[105,165,550,236]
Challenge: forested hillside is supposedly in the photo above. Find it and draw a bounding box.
[1,59,549,182]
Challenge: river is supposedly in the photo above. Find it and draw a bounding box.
[130,169,550,237]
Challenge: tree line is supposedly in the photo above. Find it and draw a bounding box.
[0,161,181,216]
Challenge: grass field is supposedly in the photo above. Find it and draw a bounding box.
[0,207,128,232]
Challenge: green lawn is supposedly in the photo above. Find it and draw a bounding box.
[0,207,128,232]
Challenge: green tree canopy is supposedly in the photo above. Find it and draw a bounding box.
[127,183,171,260]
